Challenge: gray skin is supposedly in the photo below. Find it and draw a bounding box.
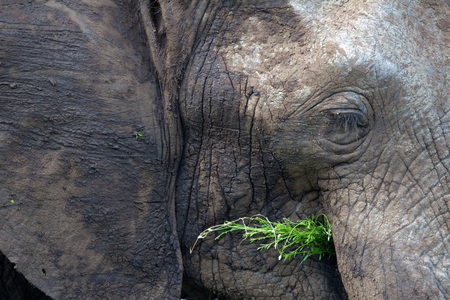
[0,0,448,299]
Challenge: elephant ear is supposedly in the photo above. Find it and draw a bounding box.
[0,0,214,298]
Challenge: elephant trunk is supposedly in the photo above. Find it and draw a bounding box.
[323,148,449,299]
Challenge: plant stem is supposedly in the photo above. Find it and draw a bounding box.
[190,214,335,264]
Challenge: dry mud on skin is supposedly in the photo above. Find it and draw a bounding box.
[178,1,448,299]
[0,0,448,299]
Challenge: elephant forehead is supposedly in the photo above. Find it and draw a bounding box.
[214,0,447,116]
[214,3,390,117]
[219,1,402,76]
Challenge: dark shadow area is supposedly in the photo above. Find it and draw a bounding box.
[181,277,225,300]
[0,250,52,300]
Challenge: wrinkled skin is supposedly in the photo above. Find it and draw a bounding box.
[0,0,448,299]
[0,0,184,298]
[178,1,449,299]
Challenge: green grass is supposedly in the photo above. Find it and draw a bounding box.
[191,214,335,264]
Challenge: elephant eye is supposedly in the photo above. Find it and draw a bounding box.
[318,92,372,145]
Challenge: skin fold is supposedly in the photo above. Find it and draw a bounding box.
[0,0,448,299]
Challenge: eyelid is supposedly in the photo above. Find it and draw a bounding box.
[318,92,370,116]
[322,95,367,111]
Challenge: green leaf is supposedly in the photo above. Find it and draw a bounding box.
[134,131,144,139]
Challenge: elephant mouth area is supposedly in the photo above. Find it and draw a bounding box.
[179,187,348,299]
[181,238,347,299]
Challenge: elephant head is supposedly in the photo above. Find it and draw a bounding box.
[0,0,448,299]
[178,0,449,299]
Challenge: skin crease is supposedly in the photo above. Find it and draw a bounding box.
[178,0,448,299]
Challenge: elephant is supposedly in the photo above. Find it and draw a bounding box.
[0,0,448,299]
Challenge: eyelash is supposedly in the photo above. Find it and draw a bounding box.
[332,112,368,131]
